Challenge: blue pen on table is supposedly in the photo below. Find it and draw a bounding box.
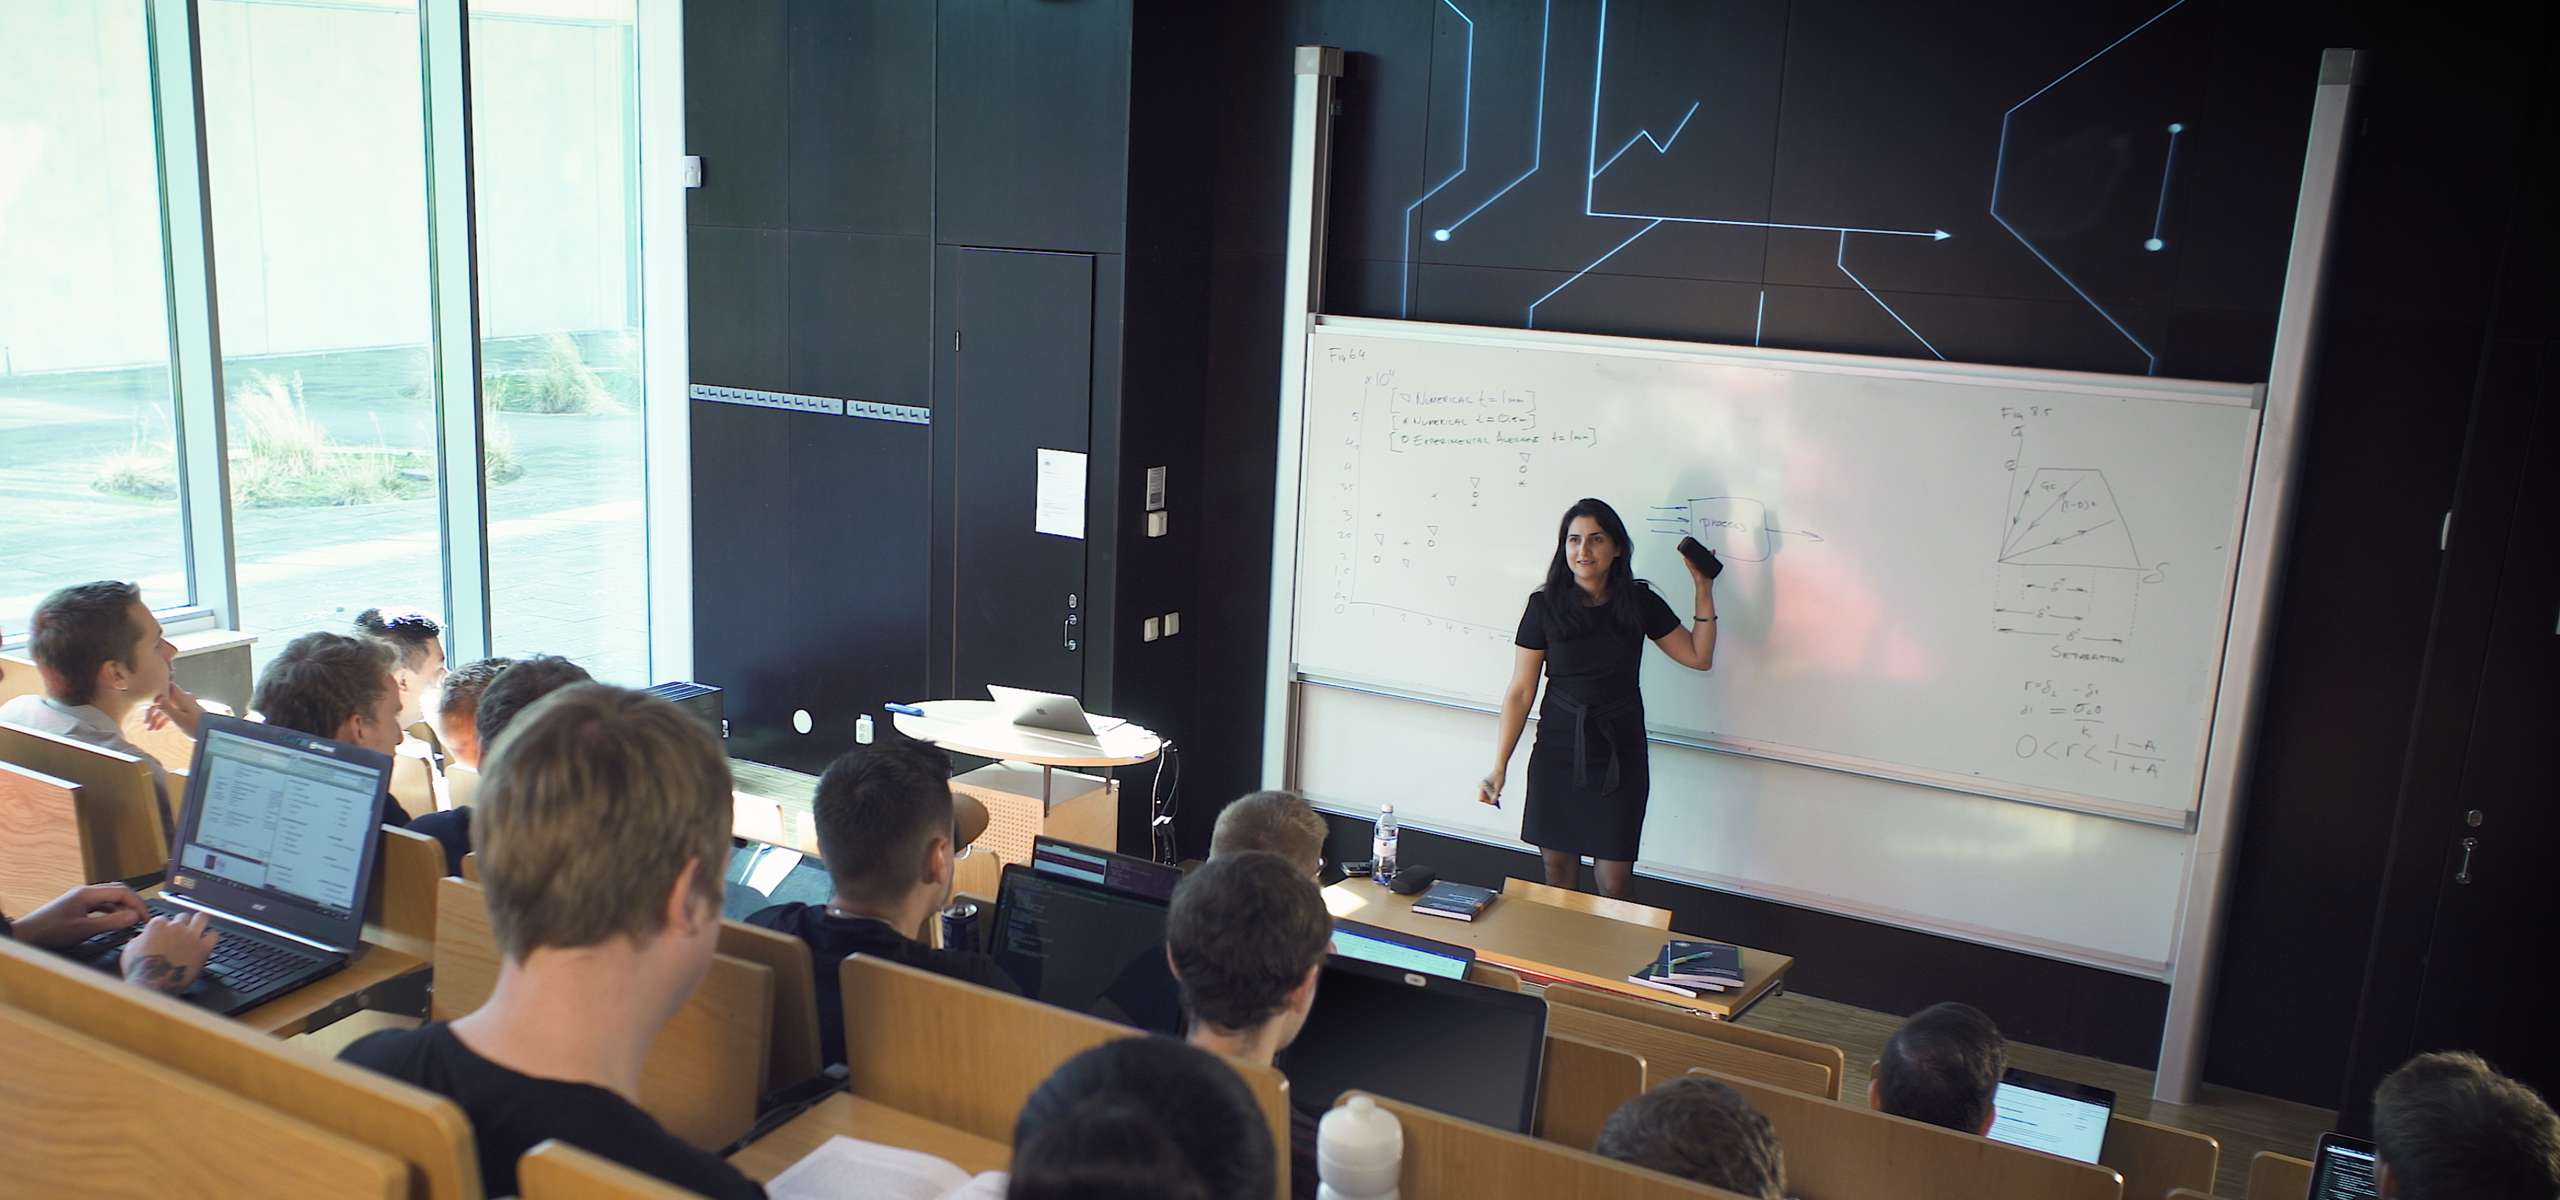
[884,703,927,717]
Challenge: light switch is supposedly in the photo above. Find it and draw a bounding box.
[1142,617,1162,643]
[1163,612,1181,637]
[1146,510,1169,538]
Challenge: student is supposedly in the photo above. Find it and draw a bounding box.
[0,882,218,994]
[472,654,594,759]
[0,580,203,797]
[1867,1001,2005,1135]
[2371,1050,2560,1200]
[339,684,764,1200]
[352,606,448,730]
[1595,1077,1788,1199]
[1010,1036,1276,1200]
[1208,790,1329,878]
[431,656,515,770]
[1164,851,1332,1199]
[251,632,471,873]
[745,735,1015,1066]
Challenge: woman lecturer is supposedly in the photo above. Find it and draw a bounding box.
[1480,498,1718,899]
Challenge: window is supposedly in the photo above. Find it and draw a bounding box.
[472,0,650,684]
[0,1,187,635]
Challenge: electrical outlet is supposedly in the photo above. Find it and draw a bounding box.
[1163,612,1181,637]
[1142,617,1162,642]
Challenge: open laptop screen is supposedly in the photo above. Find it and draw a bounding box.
[992,864,1183,1034]
[170,717,389,944]
[1985,1068,2115,1164]
[1281,955,1548,1133]
[2310,1133,2381,1200]
[1329,919,1473,980]
[1031,835,1182,902]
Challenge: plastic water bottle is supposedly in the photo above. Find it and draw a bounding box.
[854,714,875,745]
[1372,803,1399,887]
[1316,1094,1403,1200]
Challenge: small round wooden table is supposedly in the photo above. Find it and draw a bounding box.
[890,699,1162,808]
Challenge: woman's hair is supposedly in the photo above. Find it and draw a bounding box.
[1010,1037,1274,1200]
[1539,497,1651,634]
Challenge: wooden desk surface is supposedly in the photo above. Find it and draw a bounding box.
[728,1094,1010,1182]
[1323,879,1792,1020]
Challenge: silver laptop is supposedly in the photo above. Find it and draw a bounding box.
[986,685,1125,743]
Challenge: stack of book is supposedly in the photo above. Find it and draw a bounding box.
[1627,939,1746,997]
[1410,880,1498,922]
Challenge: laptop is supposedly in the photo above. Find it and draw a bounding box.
[1985,1066,2117,1164]
[1280,953,1550,1133]
[1031,834,1183,902]
[1329,918,1475,981]
[991,862,1183,1034]
[2308,1132,2381,1200]
[78,714,393,1016]
[987,685,1126,743]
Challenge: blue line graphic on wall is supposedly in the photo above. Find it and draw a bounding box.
[1524,0,1950,330]
[1398,0,1477,318]
[2146,122,2186,252]
[1437,0,1554,240]
[1990,0,2188,374]
[1837,231,1944,359]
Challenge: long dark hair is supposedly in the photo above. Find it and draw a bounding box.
[1539,498,1650,634]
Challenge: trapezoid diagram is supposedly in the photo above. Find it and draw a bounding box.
[2000,468,2142,569]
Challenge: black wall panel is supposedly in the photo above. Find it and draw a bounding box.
[684,0,787,229]
[785,232,932,407]
[934,0,1132,254]
[788,0,934,236]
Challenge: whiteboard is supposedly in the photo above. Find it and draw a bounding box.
[1291,319,2263,825]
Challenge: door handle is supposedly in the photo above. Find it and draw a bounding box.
[2455,836,2478,885]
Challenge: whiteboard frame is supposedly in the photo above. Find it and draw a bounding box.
[1287,317,2265,827]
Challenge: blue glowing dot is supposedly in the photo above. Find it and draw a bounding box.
[2167,122,2185,133]
[1431,229,1451,242]
[2143,237,2166,252]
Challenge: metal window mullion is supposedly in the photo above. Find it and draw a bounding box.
[147,0,236,630]
[421,0,492,661]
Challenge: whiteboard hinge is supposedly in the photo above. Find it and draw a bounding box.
[2439,510,2452,551]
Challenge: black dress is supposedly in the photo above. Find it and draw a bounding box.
[1515,584,1681,861]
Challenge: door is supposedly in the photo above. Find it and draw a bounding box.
[946,248,1094,701]
[2406,388,2558,1098]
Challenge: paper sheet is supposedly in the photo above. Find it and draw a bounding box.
[1035,448,1087,539]
[768,1136,1007,1200]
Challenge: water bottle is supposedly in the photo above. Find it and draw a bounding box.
[1316,1094,1403,1200]
[1372,803,1399,887]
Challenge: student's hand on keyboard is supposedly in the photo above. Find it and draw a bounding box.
[122,912,219,994]
[9,883,149,950]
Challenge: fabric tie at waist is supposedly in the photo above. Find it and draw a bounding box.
[1545,690,1642,796]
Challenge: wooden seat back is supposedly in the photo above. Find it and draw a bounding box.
[364,825,446,959]
[1690,1067,2124,1200]
[1503,876,1676,930]
[0,719,168,882]
[0,1004,409,1198]
[2248,1151,2313,1200]
[1537,1033,1646,1151]
[1350,1091,1752,1197]
[1546,981,1845,1098]
[714,917,824,1097]
[841,955,1295,1200]
[0,760,86,917]
[2101,1113,2221,1200]
[1469,962,1526,992]
[517,1140,704,1199]
[434,877,772,1152]
[0,650,38,707]
[0,936,481,1200]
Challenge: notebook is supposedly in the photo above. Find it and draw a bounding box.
[769,1136,1007,1200]
[1657,939,1744,989]
[1410,880,1497,922]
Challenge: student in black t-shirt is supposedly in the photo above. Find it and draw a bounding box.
[339,684,763,1200]
[1165,851,1334,1200]
[746,733,1018,1066]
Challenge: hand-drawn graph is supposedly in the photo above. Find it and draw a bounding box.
[2000,468,2142,569]
[1993,410,2161,649]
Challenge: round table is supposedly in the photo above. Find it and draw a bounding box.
[890,699,1161,806]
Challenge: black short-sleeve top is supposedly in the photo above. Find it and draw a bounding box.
[1515,584,1682,703]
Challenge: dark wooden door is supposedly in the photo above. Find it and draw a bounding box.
[2406,387,2558,1098]
[946,248,1094,701]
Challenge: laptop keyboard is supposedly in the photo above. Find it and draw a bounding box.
[76,900,335,1001]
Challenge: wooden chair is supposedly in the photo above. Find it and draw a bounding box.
[434,877,773,1153]
[460,850,479,881]
[0,649,38,706]
[0,1004,408,1198]
[1537,1033,1646,1151]
[2102,1113,2221,1200]
[1689,1067,2124,1200]
[2249,1151,2313,1200]
[1469,962,1527,992]
[715,918,824,1098]
[517,1140,704,1200]
[2165,1190,2215,1200]
[1348,1091,1752,1198]
[1546,981,1846,1099]
[0,760,85,917]
[0,936,483,1200]
[447,763,482,810]
[837,955,1295,1200]
[1503,876,1676,930]
[0,720,168,883]
[364,825,446,960]
[388,750,440,821]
